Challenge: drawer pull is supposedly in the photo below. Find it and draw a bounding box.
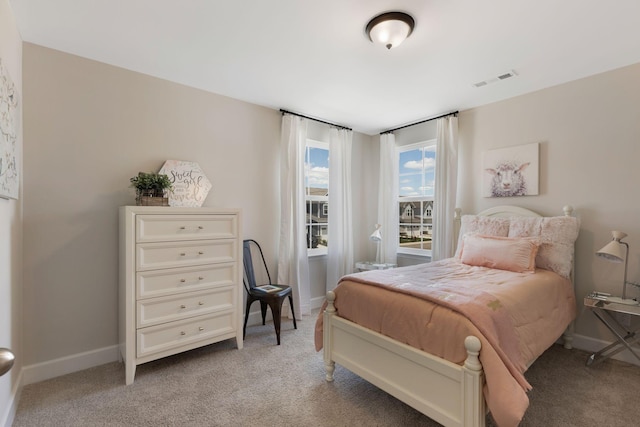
[180,331,186,336]
[198,276,204,280]
[180,253,186,256]
[180,279,186,283]
[199,327,204,331]
[198,301,204,306]
[180,226,186,230]
[180,304,186,309]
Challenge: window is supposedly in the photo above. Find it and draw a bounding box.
[305,139,329,255]
[397,139,436,256]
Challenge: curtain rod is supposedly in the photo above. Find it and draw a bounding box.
[280,109,352,131]
[380,111,459,134]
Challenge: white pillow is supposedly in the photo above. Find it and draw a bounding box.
[508,216,580,278]
[455,215,511,258]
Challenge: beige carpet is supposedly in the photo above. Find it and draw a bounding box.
[13,312,640,426]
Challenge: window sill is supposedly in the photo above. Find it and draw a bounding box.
[307,250,327,258]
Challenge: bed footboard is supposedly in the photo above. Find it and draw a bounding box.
[323,291,485,427]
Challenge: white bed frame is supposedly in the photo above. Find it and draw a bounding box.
[323,205,575,427]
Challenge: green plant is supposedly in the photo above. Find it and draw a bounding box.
[129,172,173,195]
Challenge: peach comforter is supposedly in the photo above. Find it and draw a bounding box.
[315,258,576,427]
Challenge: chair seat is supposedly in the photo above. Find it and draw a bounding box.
[248,285,292,299]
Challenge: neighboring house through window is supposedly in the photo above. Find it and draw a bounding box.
[305,139,329,255]
[398,139,436,256]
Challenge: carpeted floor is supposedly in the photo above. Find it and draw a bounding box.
[12,312,640,426]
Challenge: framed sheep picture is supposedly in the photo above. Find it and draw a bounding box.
[483,142,539,197]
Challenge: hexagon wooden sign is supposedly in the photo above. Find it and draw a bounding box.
[159,160,211,207]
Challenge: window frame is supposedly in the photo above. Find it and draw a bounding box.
[305,138,329,257]
[397,139,436,257]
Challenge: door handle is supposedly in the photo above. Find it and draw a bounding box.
[0,348,15,377]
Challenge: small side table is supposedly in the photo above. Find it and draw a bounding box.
[355,261,397,272]
[584,292,640,366]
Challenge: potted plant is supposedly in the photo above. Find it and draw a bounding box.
[130,172,173,206]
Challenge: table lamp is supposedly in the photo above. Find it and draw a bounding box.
[596,231,638,305]
[370,224,382,264]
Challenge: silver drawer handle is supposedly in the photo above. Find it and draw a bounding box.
[199,327,204,331]
[198,301,204,306]
[180,226,186,230]
[198,226,204,230]
[180,331,186,336]
[180,279,186,283]
[198,251,204,255]
[180,253,186,256]
[198,276,204,280]
[180,304,186,309]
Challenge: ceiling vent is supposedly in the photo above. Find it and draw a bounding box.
[473,70,517,88]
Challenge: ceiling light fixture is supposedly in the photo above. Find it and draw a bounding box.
[366,11,415,50]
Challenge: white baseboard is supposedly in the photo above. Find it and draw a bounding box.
[21,345,120,386]
[571,333,640,366]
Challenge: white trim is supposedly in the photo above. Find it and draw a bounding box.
[21,345,119,386]
[1,369,22,427]
[571,333,640,367]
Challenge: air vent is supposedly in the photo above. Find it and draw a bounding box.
[473,70,518,88]
[498,71,516,80]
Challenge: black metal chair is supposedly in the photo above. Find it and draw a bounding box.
[242,239,297,345]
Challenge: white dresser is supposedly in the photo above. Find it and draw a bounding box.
[119,206,243,384]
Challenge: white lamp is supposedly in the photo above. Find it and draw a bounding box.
[596,231,638,305]
[370,224,382,264]
[366,12,415,50]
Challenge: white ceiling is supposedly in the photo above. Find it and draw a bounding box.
[9,0,640,135]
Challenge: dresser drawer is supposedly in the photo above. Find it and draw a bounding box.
[137,263,236,299]
[136,239,236,271]
[137,287,235,328]
[137,312,235,358]
[136,215,237,243]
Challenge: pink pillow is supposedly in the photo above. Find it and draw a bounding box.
[460,234,540,273]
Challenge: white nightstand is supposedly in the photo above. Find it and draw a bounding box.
[355,261,397,272]
[584,292,640,366]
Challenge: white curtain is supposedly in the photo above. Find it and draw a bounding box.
[377,133,399,265]
[278,114,311,317]
[326,127,353,292]
[432,116,459,260]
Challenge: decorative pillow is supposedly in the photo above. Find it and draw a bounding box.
[460,234,540,273]
[508,216,580,278]
[455,215,510,258]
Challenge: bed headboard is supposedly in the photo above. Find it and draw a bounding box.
[454,205,578,280]
[477,205,541,218]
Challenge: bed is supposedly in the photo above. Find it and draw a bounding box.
[315,205,579,427]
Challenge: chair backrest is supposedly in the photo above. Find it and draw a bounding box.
[242,239,272,292]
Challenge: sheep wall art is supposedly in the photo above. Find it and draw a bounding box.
[483,142,539,197]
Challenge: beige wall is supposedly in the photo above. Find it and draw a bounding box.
[21,43,375,369]
[457,62,640,350]
[0,0,23,423]
[19,34,640,380]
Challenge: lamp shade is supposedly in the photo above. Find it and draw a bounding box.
[370,224,382,242]
[366,12,415,49]
[596,231,628,263]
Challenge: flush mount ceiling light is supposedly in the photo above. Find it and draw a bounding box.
[366,11,415,50]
